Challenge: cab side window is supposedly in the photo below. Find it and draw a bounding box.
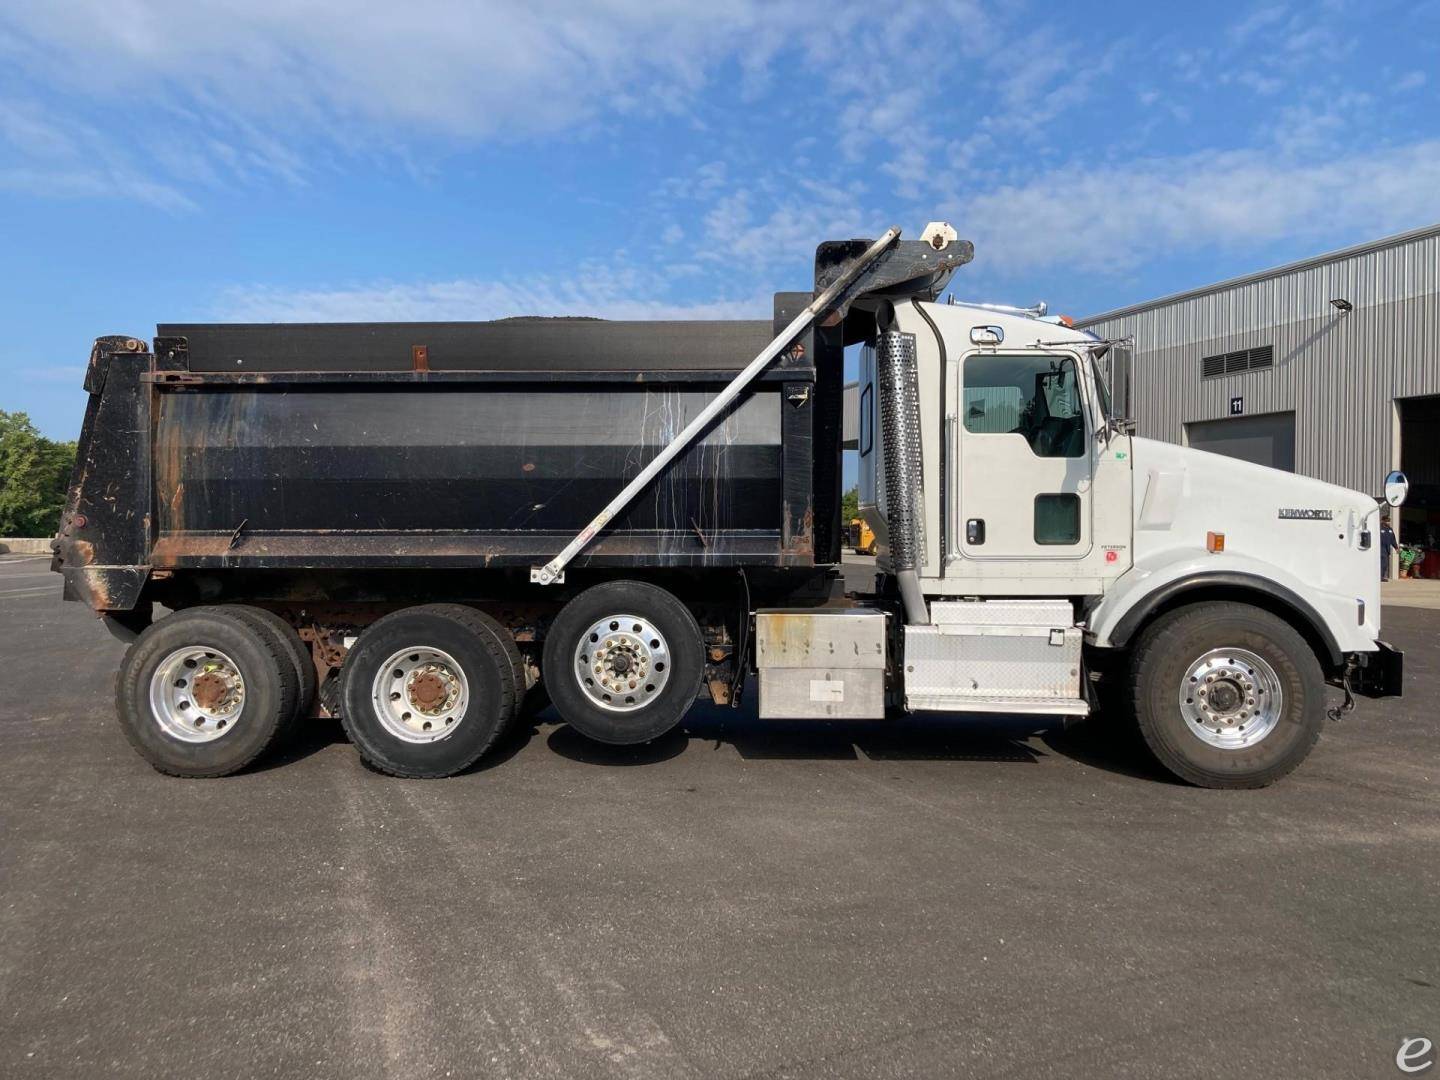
[962,354,1085,458]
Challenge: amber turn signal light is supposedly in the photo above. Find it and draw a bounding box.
[1206,531,1225,553]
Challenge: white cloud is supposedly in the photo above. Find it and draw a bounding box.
[4,2,704,140]
[0,167,195,211]
[1234,72,1284,96]
[0,0,993,210]
[696,179,876,269]
[217,267,771,324]
[982,27,1125,138]
[1229,4,1288,43]
[1396,71,1427,92]
[0,98,197,210]
[1226,3,1356,71]
[0,1,969,144]
[956,141,1440,276]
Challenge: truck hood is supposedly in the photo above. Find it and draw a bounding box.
[1128,436,1381,636]
[1133,437,1377,521]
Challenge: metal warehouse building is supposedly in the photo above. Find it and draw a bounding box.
[1078,223,1440,560]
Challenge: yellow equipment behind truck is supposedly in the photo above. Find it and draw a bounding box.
[849,518,876,555]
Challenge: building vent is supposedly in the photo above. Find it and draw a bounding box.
[1201,345,1273,379]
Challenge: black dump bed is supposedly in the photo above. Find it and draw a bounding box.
[54,302,840,613]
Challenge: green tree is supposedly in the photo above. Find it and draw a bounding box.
[0,410,76,536]
[840,485,859,522]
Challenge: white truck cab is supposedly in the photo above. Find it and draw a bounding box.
[832,291,1403,787]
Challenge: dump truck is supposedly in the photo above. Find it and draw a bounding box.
[52,223,1403,787]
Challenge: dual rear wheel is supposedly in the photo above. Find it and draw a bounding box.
[335,585,700,774]
[333,584,701,773]
[116,606,310,778]
[337,604,522,778]
[118,602,523,779]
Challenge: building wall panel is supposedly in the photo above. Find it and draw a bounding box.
[1079,227,1440,497]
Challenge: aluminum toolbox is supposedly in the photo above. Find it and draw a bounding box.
[754,609,887,720]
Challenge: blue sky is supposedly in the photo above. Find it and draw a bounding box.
[1,0,1437,440]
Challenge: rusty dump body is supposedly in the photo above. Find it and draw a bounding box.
[52,235,972,659]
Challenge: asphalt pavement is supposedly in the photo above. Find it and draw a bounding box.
[1,553,1437,1079]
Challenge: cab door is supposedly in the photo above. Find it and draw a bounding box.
[953,350,1094,561]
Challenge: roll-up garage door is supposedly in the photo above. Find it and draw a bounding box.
[1184,411,1296,472]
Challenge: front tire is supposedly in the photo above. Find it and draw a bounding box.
[542,580,703,745]
[1130,602,1325,788]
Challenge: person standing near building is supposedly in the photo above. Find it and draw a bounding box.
[1380,514,1397,581]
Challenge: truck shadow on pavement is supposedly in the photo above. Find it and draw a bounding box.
[541,705,1173,784]
[260,705,1170,784]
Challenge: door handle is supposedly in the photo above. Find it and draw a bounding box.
[967,518,985,545]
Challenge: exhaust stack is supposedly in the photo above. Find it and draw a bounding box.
[876,328,929,626]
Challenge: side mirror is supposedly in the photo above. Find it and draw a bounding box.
[1384,470,1409,507]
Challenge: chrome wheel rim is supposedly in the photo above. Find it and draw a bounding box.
[1178,647,1284,749]
[370,646,469,743]
[572,614,671,713]
[149,646,246,743]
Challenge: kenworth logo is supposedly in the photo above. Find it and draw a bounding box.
[1278,508,1334,520]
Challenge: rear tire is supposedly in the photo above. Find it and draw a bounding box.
[115,607,296,777]
[542,580,703,745]
[223,605,317,732]
[339,605,518,778]
[1130,602,1325,788]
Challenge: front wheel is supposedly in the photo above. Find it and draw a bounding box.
[1129,602,1325,788]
